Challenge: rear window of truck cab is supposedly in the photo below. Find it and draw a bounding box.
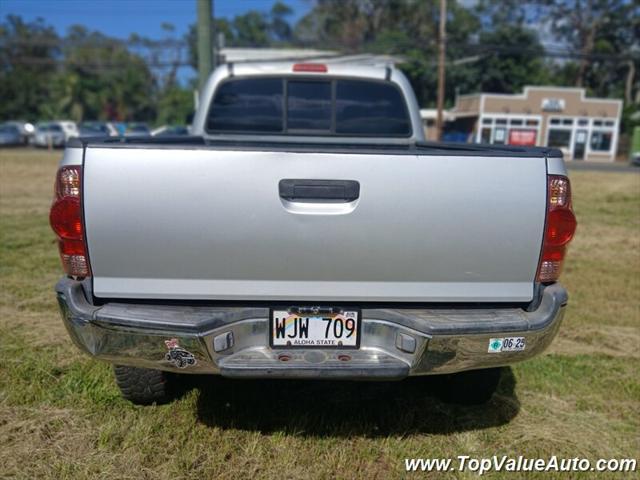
[206,77,411,137]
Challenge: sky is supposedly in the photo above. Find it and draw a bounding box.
[0,0,312,40]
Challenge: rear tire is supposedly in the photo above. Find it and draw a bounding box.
[438,367,502,405]
[113,365,177,405]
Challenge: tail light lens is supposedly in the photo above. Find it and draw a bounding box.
[537,175,577,282]
[50,166,90,277]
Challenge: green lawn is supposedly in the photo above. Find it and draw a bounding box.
[1,149,638,479]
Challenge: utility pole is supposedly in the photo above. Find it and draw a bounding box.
[197,0,213,91]
[435,0,447,141]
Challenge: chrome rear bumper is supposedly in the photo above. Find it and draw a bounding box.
[56,279,567,379]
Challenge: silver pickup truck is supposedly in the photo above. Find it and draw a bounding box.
[51,62,576,405]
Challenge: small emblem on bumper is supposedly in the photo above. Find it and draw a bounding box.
[164,338,197,368]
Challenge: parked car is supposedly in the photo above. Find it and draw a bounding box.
[34,121,78,148]
[0,124,24,146]
[0,120,34,145]
[151,125,190,136]
[124,123,151,137]
[78,121,119,138]
[51,63,576,406]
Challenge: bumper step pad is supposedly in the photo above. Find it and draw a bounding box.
[219,348,409,379]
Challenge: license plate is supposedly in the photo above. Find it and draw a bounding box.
[270,308,360,348]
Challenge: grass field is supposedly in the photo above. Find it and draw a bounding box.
[0,149,638,479]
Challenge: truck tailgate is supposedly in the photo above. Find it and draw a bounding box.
[83,146,547,302]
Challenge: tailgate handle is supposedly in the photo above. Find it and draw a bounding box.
[279,179,360,203]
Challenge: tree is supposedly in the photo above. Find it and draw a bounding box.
[544,0,638,89]
[293,0,483,106]
[471,25,550,93]
[185,2,297,67]
[0,15,60,121]
[233,11,270,47]
[59,25,156,121]
[270,1,294,43]
[475,0,639,102]
[294,0,398,51]
[156,85,194,125]
[185,18,233,70]
[475,0,542,27]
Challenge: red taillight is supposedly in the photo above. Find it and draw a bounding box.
[50,197,82,239]
[292,63,328,73]
[537,175,577,282]
[50,166,90,277]
[545,209,577,246]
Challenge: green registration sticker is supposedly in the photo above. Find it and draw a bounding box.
[488,337,525,353]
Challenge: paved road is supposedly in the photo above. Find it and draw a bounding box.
[566,161,639,173]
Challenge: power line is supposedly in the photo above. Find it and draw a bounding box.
[0,38,188,48]
[4,57,192,68]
